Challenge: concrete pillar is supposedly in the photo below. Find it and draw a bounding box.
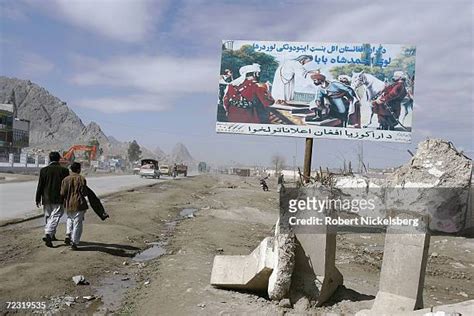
[8,153,14,167]
[20,153,27,167]
[34,155,39,167]
[357,216,430,315]
[44,155,50,166]
[280,186,343,307]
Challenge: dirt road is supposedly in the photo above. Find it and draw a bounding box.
[0,175,472,315]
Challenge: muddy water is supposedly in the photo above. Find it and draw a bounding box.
[94,208,199,312]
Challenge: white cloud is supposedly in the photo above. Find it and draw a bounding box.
[76,94,170,113]
[18,53,55,77]
[0,1,29,21]
[30,0,162,42]
[70,53,218,112]
[71,54,218,93]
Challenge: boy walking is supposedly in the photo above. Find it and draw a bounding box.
[36,152,70,247]
[61,162,88,250]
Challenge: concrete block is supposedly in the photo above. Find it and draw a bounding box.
[357,223,430,315]
[210,237,274,291]
[280,186,343,306]
[290,232,343,307]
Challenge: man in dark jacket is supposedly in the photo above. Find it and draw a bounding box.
[35,151,69,247]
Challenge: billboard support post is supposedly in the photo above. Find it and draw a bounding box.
[303,138,313,183]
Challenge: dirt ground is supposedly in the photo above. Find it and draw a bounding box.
[0,174,472,315]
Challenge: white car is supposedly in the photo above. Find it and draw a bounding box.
[139,159,160,179]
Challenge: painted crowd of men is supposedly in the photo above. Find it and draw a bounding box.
[218,54,411,131]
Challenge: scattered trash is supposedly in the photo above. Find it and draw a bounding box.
[144,280,150,286]
[197,303,206,308]
[83,295,95,301]
[72,275,88,285]
[121,277,130,281]
[180,208,198,218]
[451,262,466,269]
[63,296,75,307]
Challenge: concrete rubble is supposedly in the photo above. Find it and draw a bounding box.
[210,237,274,291]
[72,275,88,285]
[267,226,296,300]
[210,138,472,314]
[386,139,472,233]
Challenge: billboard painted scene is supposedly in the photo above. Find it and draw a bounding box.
[216,40,416,143]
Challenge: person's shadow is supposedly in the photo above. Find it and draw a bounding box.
[74,241,140,258]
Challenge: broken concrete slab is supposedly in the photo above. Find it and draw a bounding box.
[387,139,472,233]
[210,237,274,291]
[290,232,343,307]
[279,186,343,307]
[268,231,296,300]
[357,221,430,315]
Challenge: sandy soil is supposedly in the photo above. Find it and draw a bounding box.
[0,174,472,315]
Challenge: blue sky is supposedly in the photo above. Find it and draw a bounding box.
[1,0,472,168]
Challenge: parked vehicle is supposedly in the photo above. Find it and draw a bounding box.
[59,145,97,167]
[139,159,160,179]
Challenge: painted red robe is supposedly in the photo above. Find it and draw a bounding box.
[373,80,407,120]
[223,79,275,123]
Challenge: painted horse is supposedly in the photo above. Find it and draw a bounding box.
[351,71,413,127]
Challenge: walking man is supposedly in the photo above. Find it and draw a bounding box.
[35,151,70,247]
[61,162,88,250]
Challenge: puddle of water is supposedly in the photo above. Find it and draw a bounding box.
[86,207,196,312]
[94,273,136,312]
[133,241,167,262]
[179,208,198,218]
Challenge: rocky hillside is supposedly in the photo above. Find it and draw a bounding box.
[0,77,91,148]
[0,77,195,163]
[171,143,195,163]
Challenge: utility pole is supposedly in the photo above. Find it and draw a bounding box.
[303,138,313,183]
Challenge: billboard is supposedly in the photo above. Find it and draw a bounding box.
[216,40,416,143]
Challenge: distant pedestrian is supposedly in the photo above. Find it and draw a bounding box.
[61,162,88,250]
[35,151,70,247]
[277,173,284,193]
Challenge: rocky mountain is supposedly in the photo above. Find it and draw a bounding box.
[0,76,195,164]
[0,76,86,148]
[153,146,167,160]
[0,77,131,156]
[171,142,195,163]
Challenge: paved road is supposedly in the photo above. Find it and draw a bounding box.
[0,175,162,221]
